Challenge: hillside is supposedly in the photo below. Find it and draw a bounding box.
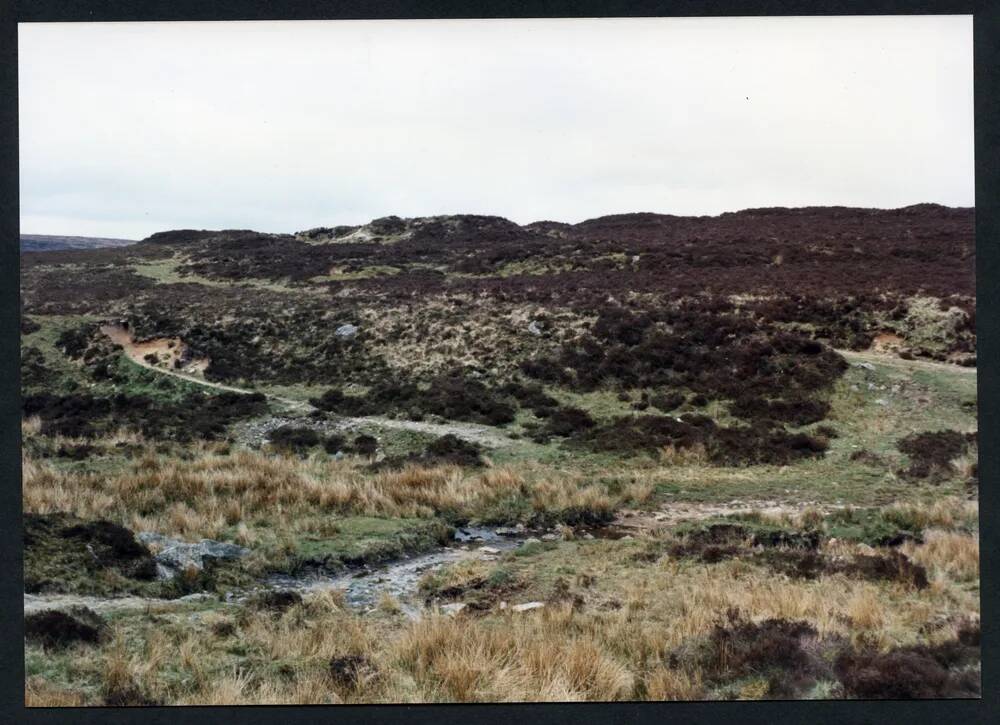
[20,234,136,253]
[20,205,980,704]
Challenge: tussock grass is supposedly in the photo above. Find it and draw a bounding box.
[22,445,617,541]
[24,533,980,705]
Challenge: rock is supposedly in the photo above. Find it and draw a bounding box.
[335,323,359,339]
[522,537,542,546]
[140,535,249,574]
[440,602,468,617]
[512,602,545,613]
[583,533,595,540]
[854,362,876,371]
[620,535,634,541]
[541,533,559,542]
[178,592,214,603]
[875,398,889,406]
[527,321,543,336]
[494,526,523,537]
[478,546,501,555]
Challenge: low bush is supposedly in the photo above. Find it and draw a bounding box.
[268,426,322,452]
[530,406,595,442]
[834,639,980,699]
[24,607,107,650]
[897,430,977,481]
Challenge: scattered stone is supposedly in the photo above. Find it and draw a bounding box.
[494,525,524,537]
[522,537,542,546]
[335,323,359,339]
[541,533,559,542]
[478,546,501,555]
[527,321,543,336]
[512,602,545,613]
[440,602,468,617]
[855,362,876,371]
[583,533,595,540]
[875,399,889,406]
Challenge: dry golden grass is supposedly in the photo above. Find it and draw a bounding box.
[24,678,88,707]
[22,446,615,540]
[904,530,979,583]
[24,533,981,706]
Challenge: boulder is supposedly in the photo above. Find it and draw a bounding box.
[335,324,359,339]
[137,533,249,576]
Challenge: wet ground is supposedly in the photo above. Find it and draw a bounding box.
[264,526,527,618]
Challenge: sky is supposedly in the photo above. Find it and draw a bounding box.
[18,16,974,240]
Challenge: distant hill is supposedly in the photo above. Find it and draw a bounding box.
[20,234,136,252]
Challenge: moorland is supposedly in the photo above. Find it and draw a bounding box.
[20,204,979,704]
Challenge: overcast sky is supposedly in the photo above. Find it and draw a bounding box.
[19,16,973,240]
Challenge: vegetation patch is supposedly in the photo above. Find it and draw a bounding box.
[897,429,977,482]
[24,608,107,650]
[23,513,159,596]
[312,371,517,426]
[22,390,268,441]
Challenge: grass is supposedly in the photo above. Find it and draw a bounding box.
[23,509,980,704]
[132,258,319,295]
[21,305,980,704]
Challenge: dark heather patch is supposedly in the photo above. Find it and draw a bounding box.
[24,607,106,650]
[897,430,976,481]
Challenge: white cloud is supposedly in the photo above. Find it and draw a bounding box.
[19,16,973,239]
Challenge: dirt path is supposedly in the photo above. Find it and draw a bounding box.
[23,592,218,616]
[837,349,977,376]
[101,324,513,447]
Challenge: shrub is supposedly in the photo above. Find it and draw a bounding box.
[268,426,322,452]
[834,644,980,699]
[24,608,106,650]
[897,430,976,481]
[531,406,595,442]
[353,434,378,457]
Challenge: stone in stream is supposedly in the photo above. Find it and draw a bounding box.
[137,532,249,577]
[512,602,545,613]
[494,525,525,537]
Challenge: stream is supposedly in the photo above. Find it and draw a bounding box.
[264,526,527,618]
[24,526,548,619]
